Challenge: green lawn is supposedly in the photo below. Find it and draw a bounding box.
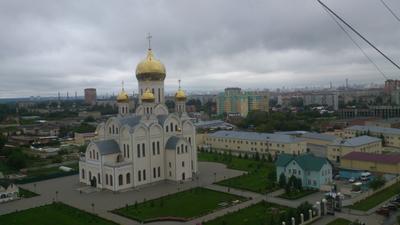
[326,218,352,225]
[16,162,79,184]
[112,187,247,222]
[199,151,277,194]
[0,202,117,225]
[204,201,291,225]
[349,181,400,211]
[19,187,39,198]
[278,189,317,200]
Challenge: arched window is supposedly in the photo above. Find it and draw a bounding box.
[177,146,180,154]
[81,169,85,179]
[137,144,141,158]
[89,151,92,158]
[89,171,92,180]
[109,127,112,134]
[166,126,169,132]
[110,175,113,186]
[157,141,160,154]
[175,125,178,131]
[118,174,123,186]
[98,173,101,184]
[105,174,108,185]
[127,145,130,158]
[116,127,119,134]
[185,145,188,152]
[181,144,184,153]
[142,143,145,157]
[112,125,115,134]
[138,170,141,181]
[96,152,99,160]
[126,173,131,184]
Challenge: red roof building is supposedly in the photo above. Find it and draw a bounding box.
[341,151,400,174]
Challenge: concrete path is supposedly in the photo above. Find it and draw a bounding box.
[1,160,388,225]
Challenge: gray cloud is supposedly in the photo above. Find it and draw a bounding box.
[0,0,400,98]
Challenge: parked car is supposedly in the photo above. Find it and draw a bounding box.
[348,177,356,183]
[386,204,398,211]
[376,207,390,217]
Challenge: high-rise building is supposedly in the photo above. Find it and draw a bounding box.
[84,88,97,105]
[303,92,338,110]
[216,87,269,117]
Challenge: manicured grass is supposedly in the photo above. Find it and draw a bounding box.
[278,189,318,200]
[112,187,247,222]
[326,218,352,225]
[0,202,118,225]
[16,163,79,184]
[204,201,290,225]
[349,181,400,211]
[19,187,39,198]
[199,151,278,194]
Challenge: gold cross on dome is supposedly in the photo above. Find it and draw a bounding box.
[146,33,152,50]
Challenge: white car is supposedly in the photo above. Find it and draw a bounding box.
[348,177,356,183]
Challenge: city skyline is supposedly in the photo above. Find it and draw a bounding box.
[1,0,400,98]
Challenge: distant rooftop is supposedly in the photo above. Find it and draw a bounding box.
[330,135,381,147]
[276,153,331,171]
[346,125,400,135]
[208,130,304,144]
[301,132,338,142]
[274,131,308,136]
[342,152,400,165]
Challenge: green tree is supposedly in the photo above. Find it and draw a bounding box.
[369,176,386,190]
[7,150,27,170]
[0,135,6,150]
[279,173,287,187]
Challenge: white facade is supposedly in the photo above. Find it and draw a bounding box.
[0,182,19,203]
[79,48,197,191]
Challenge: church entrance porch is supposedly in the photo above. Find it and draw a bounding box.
[90,177,97,187]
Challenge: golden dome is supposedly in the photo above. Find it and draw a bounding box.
[141,88,155,102]
[175,88,187,101]
[117,89,129,103]
[136,49,166,81]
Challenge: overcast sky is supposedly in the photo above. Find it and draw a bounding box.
[1,0,400,98]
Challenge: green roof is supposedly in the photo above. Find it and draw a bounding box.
[275,153,330,171]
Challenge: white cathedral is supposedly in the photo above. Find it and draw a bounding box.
[79,46,197,191]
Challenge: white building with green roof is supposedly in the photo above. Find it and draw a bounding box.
[275,153,333,190]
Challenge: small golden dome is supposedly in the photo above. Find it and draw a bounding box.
[117,89,129,103]
[136,49,166,81]
[175,88,187,101]
[141,88,155,102]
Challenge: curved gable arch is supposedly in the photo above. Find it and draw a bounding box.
[154,104,169,115]
[133,123,148,140]
[149,123,163,137]
[182,120,194,132]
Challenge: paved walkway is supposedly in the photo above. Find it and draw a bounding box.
[0,162,246,225]
[0,161,389,225]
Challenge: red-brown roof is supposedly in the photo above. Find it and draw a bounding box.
[342,152,400,164]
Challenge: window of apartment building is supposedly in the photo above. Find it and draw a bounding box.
[157,141,160,154]
[182,161,185,167]
[158,167,161,177]
[137,144,141,158]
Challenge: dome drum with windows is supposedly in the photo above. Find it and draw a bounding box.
[135,49,166,81]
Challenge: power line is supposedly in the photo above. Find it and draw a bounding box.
[380,0,400,23]
[321,6,389,80]
[318,0,400,71]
